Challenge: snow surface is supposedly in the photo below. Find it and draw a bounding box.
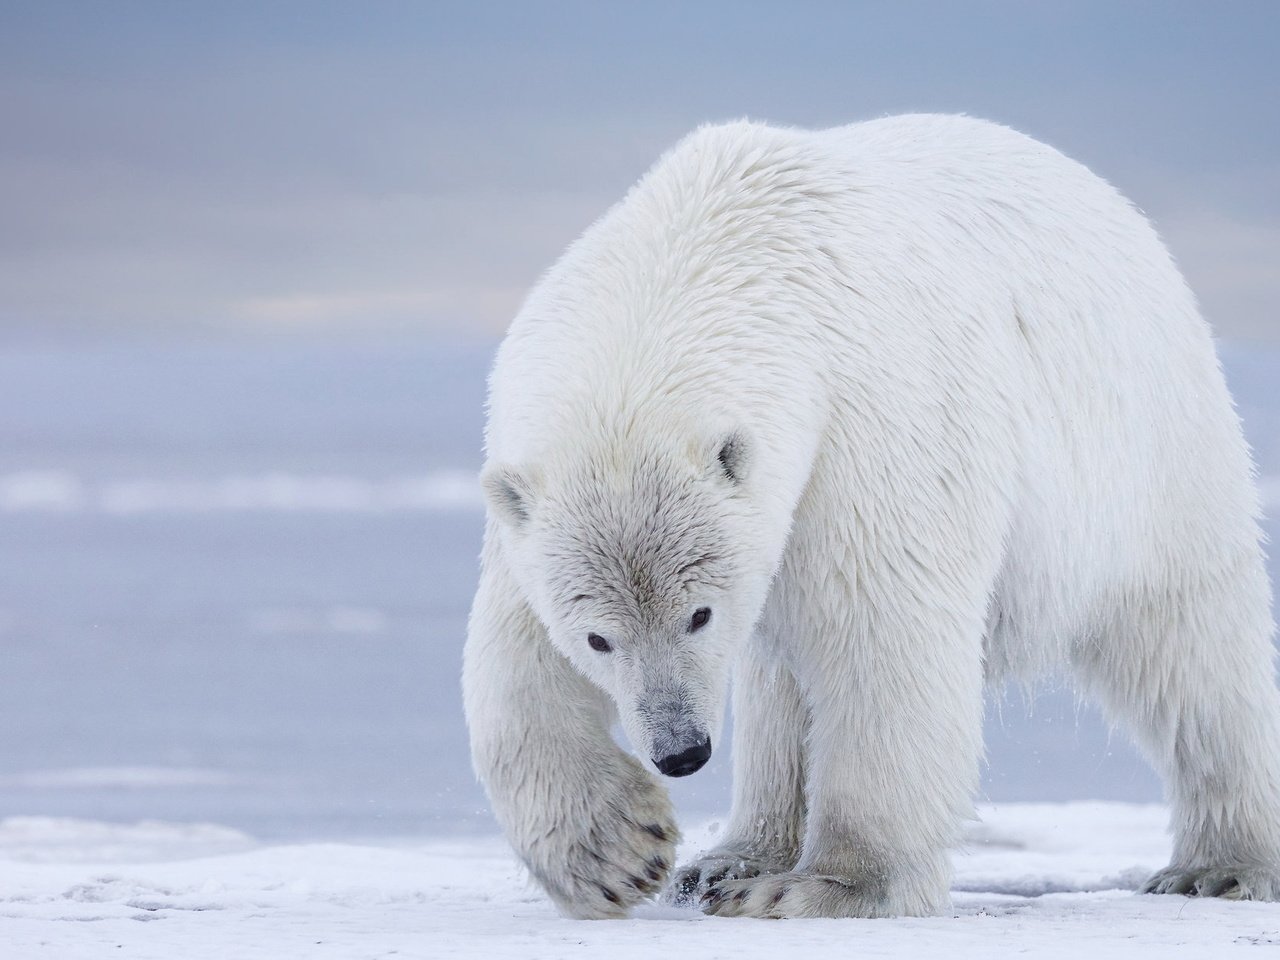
[5,804,1280,959]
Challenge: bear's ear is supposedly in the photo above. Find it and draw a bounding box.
[714,431,750,485]
[481,464,537,529]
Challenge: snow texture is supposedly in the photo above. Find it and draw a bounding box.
[4,804,1280,959]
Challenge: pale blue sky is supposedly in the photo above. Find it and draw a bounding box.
[2,1,1277,340]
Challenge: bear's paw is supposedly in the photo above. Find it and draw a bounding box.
[524,756,678,919]
[700,871,892,919]
[666,852,785,907]
[1140,863,1280,901]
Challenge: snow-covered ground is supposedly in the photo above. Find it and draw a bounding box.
[5,804,1280,959]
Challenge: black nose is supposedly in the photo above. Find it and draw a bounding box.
[654,737,712,777]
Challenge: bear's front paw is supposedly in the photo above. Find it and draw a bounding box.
[521,756,678,919]
[1140,864,1280,900]
[665,852,783,907]
[701,871,888,919]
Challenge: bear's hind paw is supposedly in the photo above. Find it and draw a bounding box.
[1140,864,1280,901]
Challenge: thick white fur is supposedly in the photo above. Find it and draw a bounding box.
[463,114,1280,919]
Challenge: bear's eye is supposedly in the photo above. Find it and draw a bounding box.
[688,607,712,633]
[587,633,612,653]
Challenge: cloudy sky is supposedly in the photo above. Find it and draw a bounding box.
[2,1,1277,341]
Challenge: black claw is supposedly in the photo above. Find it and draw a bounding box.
[649,855,668,873]
[643,823,670,842]
[733,888,748,904]
[1197,875,1239,898]
[766,887,787,909]
[601,886,621,905]
[677,870,701,896]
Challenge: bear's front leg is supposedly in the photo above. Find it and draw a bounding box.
[667,636,806,905]
[702,597,986,918]
[463,539,678,918]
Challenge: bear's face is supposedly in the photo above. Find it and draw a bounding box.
[483,434,760,777]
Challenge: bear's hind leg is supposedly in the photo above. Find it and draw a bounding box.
[667,635,807,905]
[1074,562,1280,900]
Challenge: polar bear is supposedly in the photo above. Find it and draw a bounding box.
[462,114,1280,919]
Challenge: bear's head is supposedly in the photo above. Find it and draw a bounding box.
[482,430,763,778]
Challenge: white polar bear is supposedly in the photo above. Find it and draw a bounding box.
[462,114,1280,919]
